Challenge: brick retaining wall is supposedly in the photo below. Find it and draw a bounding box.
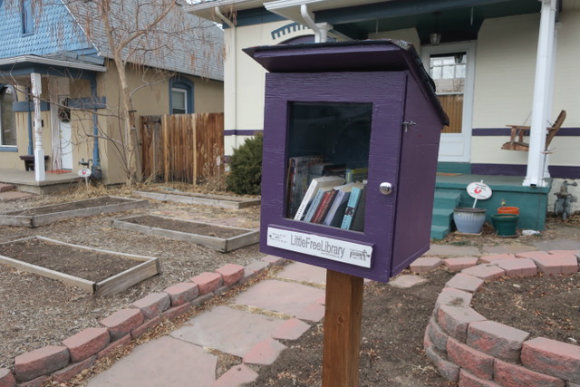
[423,250,580,387]
[0,256,285,387]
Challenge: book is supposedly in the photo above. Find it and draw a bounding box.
[341,186,363,230]
[323,190,350,227]
[322,182,363,227]
[286,155,323,218]
[312,189,337,223]
[303,187,331,222]
[294,175,345,221]
[350,186,367,232]
[345,167,368,183]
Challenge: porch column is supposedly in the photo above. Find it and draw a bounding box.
[523,0,557,187]
[31,72,45,181]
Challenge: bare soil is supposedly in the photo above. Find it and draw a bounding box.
[0,237,138,282]
[0,184,262,369]
[123,215,249,238]
[472,272,580,343]
[2,196,130,216]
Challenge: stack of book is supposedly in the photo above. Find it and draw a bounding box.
[294,176,367,231]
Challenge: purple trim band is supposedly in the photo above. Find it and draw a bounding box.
[224,129,262,136]
[473,127,580,136]
[472,163,580,179]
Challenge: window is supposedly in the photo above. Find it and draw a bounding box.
[171,88,187,114]
[21,0,34,35]
[169,78,193,114]
[0,86,17,147]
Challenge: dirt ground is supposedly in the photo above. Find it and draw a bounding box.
[0,184,578,387]
[0,184,263,369]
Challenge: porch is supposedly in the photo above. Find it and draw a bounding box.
[0,168,81,195]
[431,173,551,239]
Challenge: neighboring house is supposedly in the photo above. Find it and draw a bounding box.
[187,0,579,235]
[0,0,223,185]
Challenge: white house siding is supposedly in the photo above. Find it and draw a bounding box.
[224,20,314,154]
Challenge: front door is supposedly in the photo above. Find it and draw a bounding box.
[422,43,475,162]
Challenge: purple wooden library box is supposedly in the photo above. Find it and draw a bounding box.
[245,40,448,282]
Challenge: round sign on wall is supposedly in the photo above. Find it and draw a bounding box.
[78,168,92,178]
[466,181,492,200]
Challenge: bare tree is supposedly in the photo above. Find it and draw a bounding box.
[1,0,221,185]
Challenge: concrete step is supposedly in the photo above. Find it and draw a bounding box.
[430,225,450,240]
[0,191,34,202]
[0,183,16,193]
[432,208,454,227]
[433,190,462,208]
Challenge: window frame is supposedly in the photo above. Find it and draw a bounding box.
[21,0,34,35]
[0,85,18,150]
[169,78,194,115]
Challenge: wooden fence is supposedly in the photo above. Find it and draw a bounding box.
[140,113,224,184]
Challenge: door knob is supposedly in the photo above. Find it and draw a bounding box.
[379,182,393,195]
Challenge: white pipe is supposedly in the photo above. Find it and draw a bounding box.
[300,4,324,42]
[214,7,238,150]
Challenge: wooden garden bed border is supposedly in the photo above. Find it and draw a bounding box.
[0,236,159,296]
[134,190,260,209]
[0,196,150,228]
[112,214,260,252]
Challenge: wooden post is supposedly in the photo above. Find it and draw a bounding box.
[322,269,364,387]
[162,115,169,183]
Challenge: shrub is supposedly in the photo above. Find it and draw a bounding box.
[226,134,263,195]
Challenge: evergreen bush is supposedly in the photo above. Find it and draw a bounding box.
[226,134,263,195]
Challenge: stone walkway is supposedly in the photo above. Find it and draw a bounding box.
[86,262,327,387]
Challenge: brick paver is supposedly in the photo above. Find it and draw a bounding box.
[494,258,537,277]
[445,273,484,293]
[437,305,486,342]
[190,272,223,295]
[410,257,442,273]
[447,337,494,380]
[521,337,580,384]
[479,253,515,263]
[62,328,110,362]
[131,293,170,319]
[461,264,505,280]
[435,287,473,309]
[0,368,16,387]
[164,282,199,306]
[467,320,530,362]
[99,309,144,340]
[526,252,579,274]
[458,369,502,387]
[14,346,69,382]
[216,264,245,286]
[443,257,479,272]
[426,318,449,352]
[494,359,565,387]
[51,356,96,384]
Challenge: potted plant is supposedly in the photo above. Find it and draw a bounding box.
[453,180,492,235]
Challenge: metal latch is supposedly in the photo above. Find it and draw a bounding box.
[402,120,416,133]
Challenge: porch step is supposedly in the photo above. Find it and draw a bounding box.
[430,190,462,240]
[0,183,15,193]
[0,191,34,202]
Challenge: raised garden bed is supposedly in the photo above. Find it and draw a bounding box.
[0,196,149,227]
[112,214,259,252]
[0,236,159,296]
[135,190,260,209]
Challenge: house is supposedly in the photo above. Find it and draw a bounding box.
[0,0,224,186]
[187,0,579,237]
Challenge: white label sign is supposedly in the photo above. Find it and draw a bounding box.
[267,226,372,268]
[466,181,492,200]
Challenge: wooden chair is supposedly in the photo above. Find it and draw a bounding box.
[501,110,566,151]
